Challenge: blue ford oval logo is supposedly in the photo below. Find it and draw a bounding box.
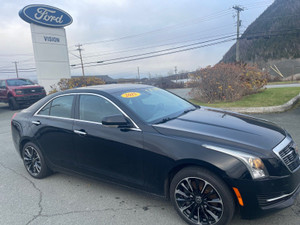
[19,4,73,28]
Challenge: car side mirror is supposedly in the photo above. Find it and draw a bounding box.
[102,115,130,127]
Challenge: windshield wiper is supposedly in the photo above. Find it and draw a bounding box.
[155,117,176,124]
[180,108,197,116]
[155,108,197,124]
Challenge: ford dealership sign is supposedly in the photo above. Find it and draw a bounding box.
[19,4,72,28]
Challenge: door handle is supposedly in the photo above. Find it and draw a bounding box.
[74,129,87,136]
[32,121,41,125]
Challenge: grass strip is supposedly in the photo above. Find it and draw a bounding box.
[190,87,300,108]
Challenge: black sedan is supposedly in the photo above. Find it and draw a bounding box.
[11,84,300,225]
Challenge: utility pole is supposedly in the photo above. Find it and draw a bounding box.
[137,67,140,82]
[75,44,85,76]
[13,61,19,78]
[233,5,244,62]
[174,66,178,83]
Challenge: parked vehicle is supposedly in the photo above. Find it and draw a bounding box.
[11,84,300,225]
[0,78,46,110]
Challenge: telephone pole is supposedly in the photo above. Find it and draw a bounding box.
[75,44,85,76]
[137,67,140,82]
[233,5,244,62]
[13,61,19,78]
[174,66,178,82]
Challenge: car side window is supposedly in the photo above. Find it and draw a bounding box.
[79,95,122,123]
[38,95,74,118]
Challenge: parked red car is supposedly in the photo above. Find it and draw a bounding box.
[0,78,46,110]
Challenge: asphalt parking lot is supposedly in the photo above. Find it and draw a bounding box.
[0,102,299,225]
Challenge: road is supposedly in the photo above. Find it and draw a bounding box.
[0,103,299,225]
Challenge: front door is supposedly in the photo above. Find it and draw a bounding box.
[73,94,144,187]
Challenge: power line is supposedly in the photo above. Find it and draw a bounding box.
[242,28,300,39]
[71,35,236,67]
[71,27,300,69]
[68,1,274,48]
[76,25,235,59]
[72,38,235,69]
[1,27,299,73]
[0,70,36,73]
[70,9,233,47]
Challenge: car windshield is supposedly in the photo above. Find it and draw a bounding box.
[6,79,34,86]
[113,87,196,123]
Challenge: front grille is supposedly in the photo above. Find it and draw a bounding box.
[278,143,300,172]
[23,88,43,94]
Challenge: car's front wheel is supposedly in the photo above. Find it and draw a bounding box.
[22,142,51,179]
[170,167,235,225]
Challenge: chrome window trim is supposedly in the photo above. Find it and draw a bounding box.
[34,92,141,131]
[72,119,141,132]
[35,114,75,121]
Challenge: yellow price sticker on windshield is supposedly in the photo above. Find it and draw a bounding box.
[121,92,141,98]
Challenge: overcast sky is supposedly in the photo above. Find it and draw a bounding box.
[0,0,274,80]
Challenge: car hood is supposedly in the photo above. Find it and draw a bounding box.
[9,84,42,89]
[153,108,286,154]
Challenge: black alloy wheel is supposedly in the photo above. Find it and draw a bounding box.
[170,167,234,225]
[22,142,51,179]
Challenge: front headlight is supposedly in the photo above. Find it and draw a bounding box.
[239,155,266,179]
[203,144,267,179]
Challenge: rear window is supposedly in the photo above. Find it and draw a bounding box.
[38,95,74,119]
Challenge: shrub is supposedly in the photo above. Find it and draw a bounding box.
[49,77,105,94]
[189,63,268,103]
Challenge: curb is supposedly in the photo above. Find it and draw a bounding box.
[221,93,300,114]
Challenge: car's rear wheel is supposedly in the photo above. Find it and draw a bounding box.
[22,142,51,179]
[8,97,19,110]
[170,167,235,225]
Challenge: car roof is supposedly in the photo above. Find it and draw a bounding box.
[1,78,30,80]
[23,83,154,114]
[69,83,153,94]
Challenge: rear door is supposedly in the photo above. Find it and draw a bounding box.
[31,94,77,170]
[73,94,144,187]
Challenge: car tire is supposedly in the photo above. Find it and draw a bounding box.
[170,167,235,225]
[8,97,19,110]
[22,142,51,179]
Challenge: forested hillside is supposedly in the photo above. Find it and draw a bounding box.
[222,0,300,65]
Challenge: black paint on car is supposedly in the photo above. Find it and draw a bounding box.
[11,84,300,225]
